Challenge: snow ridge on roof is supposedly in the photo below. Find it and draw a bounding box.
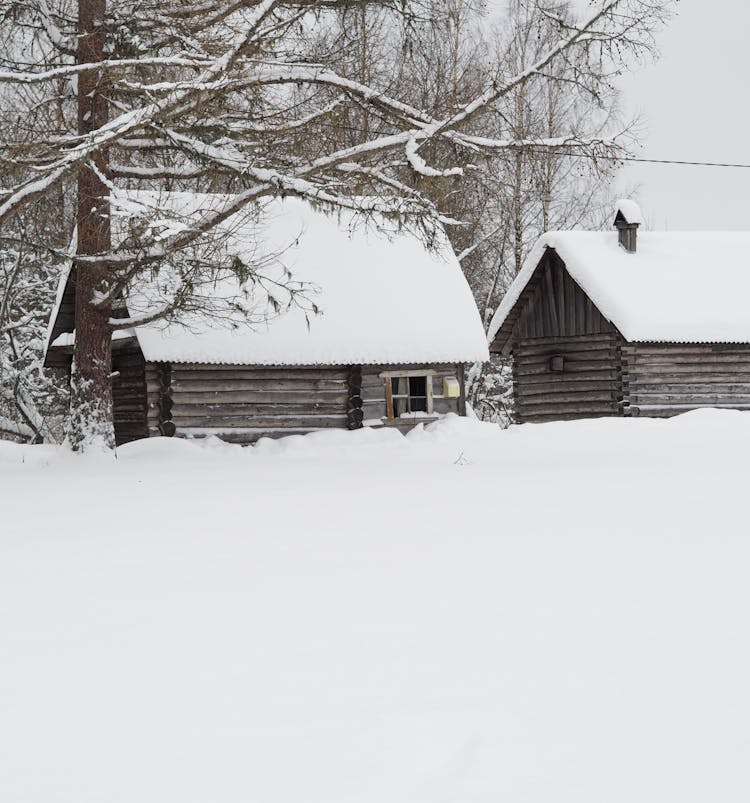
[614,198,643,226]
[489,229,750,345]
[119,194,489,365]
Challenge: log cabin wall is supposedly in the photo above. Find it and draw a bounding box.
[513,334,625,422]
[147,364,352,443]
[622,344,750,417]
[111,347,149,445]
[508,251,625,423]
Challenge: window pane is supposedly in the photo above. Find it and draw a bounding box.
[390,377,407,416]
[409,376,426,397]
[409,376,428,412]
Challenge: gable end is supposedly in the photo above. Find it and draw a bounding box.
[490,249,620,355]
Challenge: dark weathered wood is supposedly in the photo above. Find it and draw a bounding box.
[492,252,618,355]
[517,382,619,399]
[512,334,624,422]
[519,369,620,385]
[171,366,349,381]
[168,390,349,405]
[517,361,620,376]
[172,414,349,428]
[173,402,347,416]
[620,343,750,418]
[111,349,148,445]
[518,390,618,405]
[518,402,618,415]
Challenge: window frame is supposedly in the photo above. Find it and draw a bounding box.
[380,370,435,419]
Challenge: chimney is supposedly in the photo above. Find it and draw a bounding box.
[613,199,643,253]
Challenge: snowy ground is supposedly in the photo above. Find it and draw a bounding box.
[2,411,750,803]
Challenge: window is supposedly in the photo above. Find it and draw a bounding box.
[382,372,434,418]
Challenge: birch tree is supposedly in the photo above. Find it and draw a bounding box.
[0,0,673,449]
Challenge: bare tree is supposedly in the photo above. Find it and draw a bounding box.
[0,0,673,449]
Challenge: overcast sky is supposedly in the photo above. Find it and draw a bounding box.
[486,0,747,230]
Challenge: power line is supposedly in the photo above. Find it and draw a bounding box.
[559,153,750,169]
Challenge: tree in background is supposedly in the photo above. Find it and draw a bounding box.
[0,0,672,448]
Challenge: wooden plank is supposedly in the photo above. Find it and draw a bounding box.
[556,260,566,337]
[543,261,558,335]
[378,368,437,378]
[575,272,585,337]
[384,376,394,419]
[584,295,595,334]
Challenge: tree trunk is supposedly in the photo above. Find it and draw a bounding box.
[68,0,115,450]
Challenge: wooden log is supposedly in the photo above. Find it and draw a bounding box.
[361,401,386,420]
[171,414,349,428]
[517,332,616,348]
[517,380,620,397]
[518,370,620,385]
[516,361,620,376]
[628,368,750,379]
[519,410,617,423]
[518,391,618,405]
[433,398,460,415]
[627,382,750,393]
[623,345,750,356]
[173,363,348,382]
[171,378,348,392]
[514,349,617,364]
[172,402,347,417]
[172,389,349,404]
[631,404,750,417]
[516,400,617,416]
[630,394,750,405]
[348,408,364,427]
[624,353,750,365]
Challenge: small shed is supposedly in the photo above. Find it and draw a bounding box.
[488,201,750,423]
[46,195,489,444]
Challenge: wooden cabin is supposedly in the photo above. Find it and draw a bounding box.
[45,195,489,444]
[488,201,750,423]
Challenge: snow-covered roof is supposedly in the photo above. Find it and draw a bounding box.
[489,230,750,346]
[51,194,488,366]
[614,198,643,225]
